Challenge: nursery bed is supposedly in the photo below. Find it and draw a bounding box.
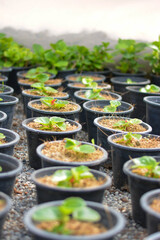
[2,97,147,240]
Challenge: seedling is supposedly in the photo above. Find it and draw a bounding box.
[115,132,142,146]
[113,118,142,131]
[40,97,69,109]
[64,138,95,154]
[25,67,48,78]
[139,84,160,93]
[31,83,58,96]
[131,156,160,178]
[126,78,136,84]
[34,117,66,131]
[32,197,101,234]
[103,100,121,112]
[51,166,94,188]
[77,76,98,88]
[26,73,49,83]
[84,88,105,100]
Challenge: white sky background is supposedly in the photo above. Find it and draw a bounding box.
[0,0,160,41]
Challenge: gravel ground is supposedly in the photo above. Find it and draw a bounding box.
[1,96,148,240]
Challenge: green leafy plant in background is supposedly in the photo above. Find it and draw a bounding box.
[31,83,58,96]
[25,67,49,78]
[139,84,160,93]
[113,118,142,131]
[40,97,69,109]
[115,132,142,146]
[64,138,95,154]
[75,42,113,72]
[84,88,105,100]
[51,166,94,188]
[131,156,160,178]
[145,36,160,75]
[103,100,121,112]
[114,38,147,73]
[26,73,50,83]
[32,197,101,235]
[34,116,66,131]
[126,78,136,84]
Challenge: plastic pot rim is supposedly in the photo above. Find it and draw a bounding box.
[110,77,150,85]
[67,82,111,90]
[0,192,12,218]
[0,111,7,123]
[22,118,82,135]
[24,200,126,240]
[31,166,112,193]
[108,133,160,152]
[0,95,19,106]
[22,89,69,99]
[28,99,81,115]
[140,189,160,219]
[0,128,20,147]
[144,231,160,240]
[36,140,108,167]
[94,116,152,134]
[74,90,122,101]
[65,73,106,82]
[144,96,160,107]
[83,100,134,115]
[126,86,160,96]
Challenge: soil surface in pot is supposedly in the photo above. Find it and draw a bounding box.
[114,136,160,148]
[24,89,67,98]
[0,199,6,210]
[91,106,123,112]
[31,102,78,112]
[99,119,146,132]
[72,83,108,88]
[41,141,103,162]
[69,76,103,81]
[18,78,62,85]
[36,219,106,236]
[150,199,160,212]
[79,92,115,100]
[27,121,78,132]
[37,175,105,188]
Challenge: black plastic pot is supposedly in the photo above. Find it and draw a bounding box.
[28,99,81,121]
[0,153,22,196]
[32,166,111,203]
[0,192,12,237]
[144,96,160,135]
[151,74,160,86]
[144,232,160,240]
[22,90,69,118]
[0,128,20,156]
[108,133,160,191]
[112,70,146,77]
[0,75,8,85]
[0,67,12,78]
[74,91,122,132]
[0,85,14,96]
[125,86,160,121]
[8,66,33,93]
[123,156,160,227]
[0,111,7,128]
[94,116,152,161]
[67,82,111,101]
[37,140,108,170]
[0,95,19,129]
[110,76,150,101]
[22,118,82,169]
[83,100,133,142]
[141,189,160,234]
[24,199,125,240]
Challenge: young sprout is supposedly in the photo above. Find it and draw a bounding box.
[77,76,98,88]
[113,118,142,131]
[131,156,160,178]
[34,117,66,131]
[64,138,95,154]
[32,197,101,235]
[40,97,69,109]
[26,72,50,83]
[115,132,142,146]
[126,78,136,84]
[139,84,160,93]
[31,83,58,96]
[84,88,105,100]
[103,100,121,112]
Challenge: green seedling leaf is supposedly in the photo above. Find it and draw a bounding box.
[0,133,5,140]
[32,206,62,222]
[113,118,142,131]
[41,97,68,109]
[0,98,3,101]
[73,206,101,222]
[60,197,85,215]
[103,100,121,113]
[71,166,93,181]
[132,156,159,169]
[126,78,136,84]
[0,166,2,172]
[64,138,95,153]
[153,166,160,178]
[34,116,66,131]
[140,84,160,93]
[43,86,58,93]
[129,119,142,125]
[79,144,95,153]
[65,138,80,150]
[52,170,72,182]
[34,117,51,125]
[84,88,105,100]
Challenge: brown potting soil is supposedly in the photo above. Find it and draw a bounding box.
[68,76,103,81]
[91,106,123,112]
[37,175,106,188]
[36,219,107,236]
[24,89,67,97]
[41,141,103,162]
[18,78,62,85]
[0,200,6,211]
[72,83,108,88]
[79,93,115,100]
[99,119,146,132]
[31,102,78,112]
[150,199,160,213]
[27,121,78,132]
[114,136,160,148]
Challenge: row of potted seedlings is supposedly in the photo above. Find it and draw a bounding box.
[0,69,159,239]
